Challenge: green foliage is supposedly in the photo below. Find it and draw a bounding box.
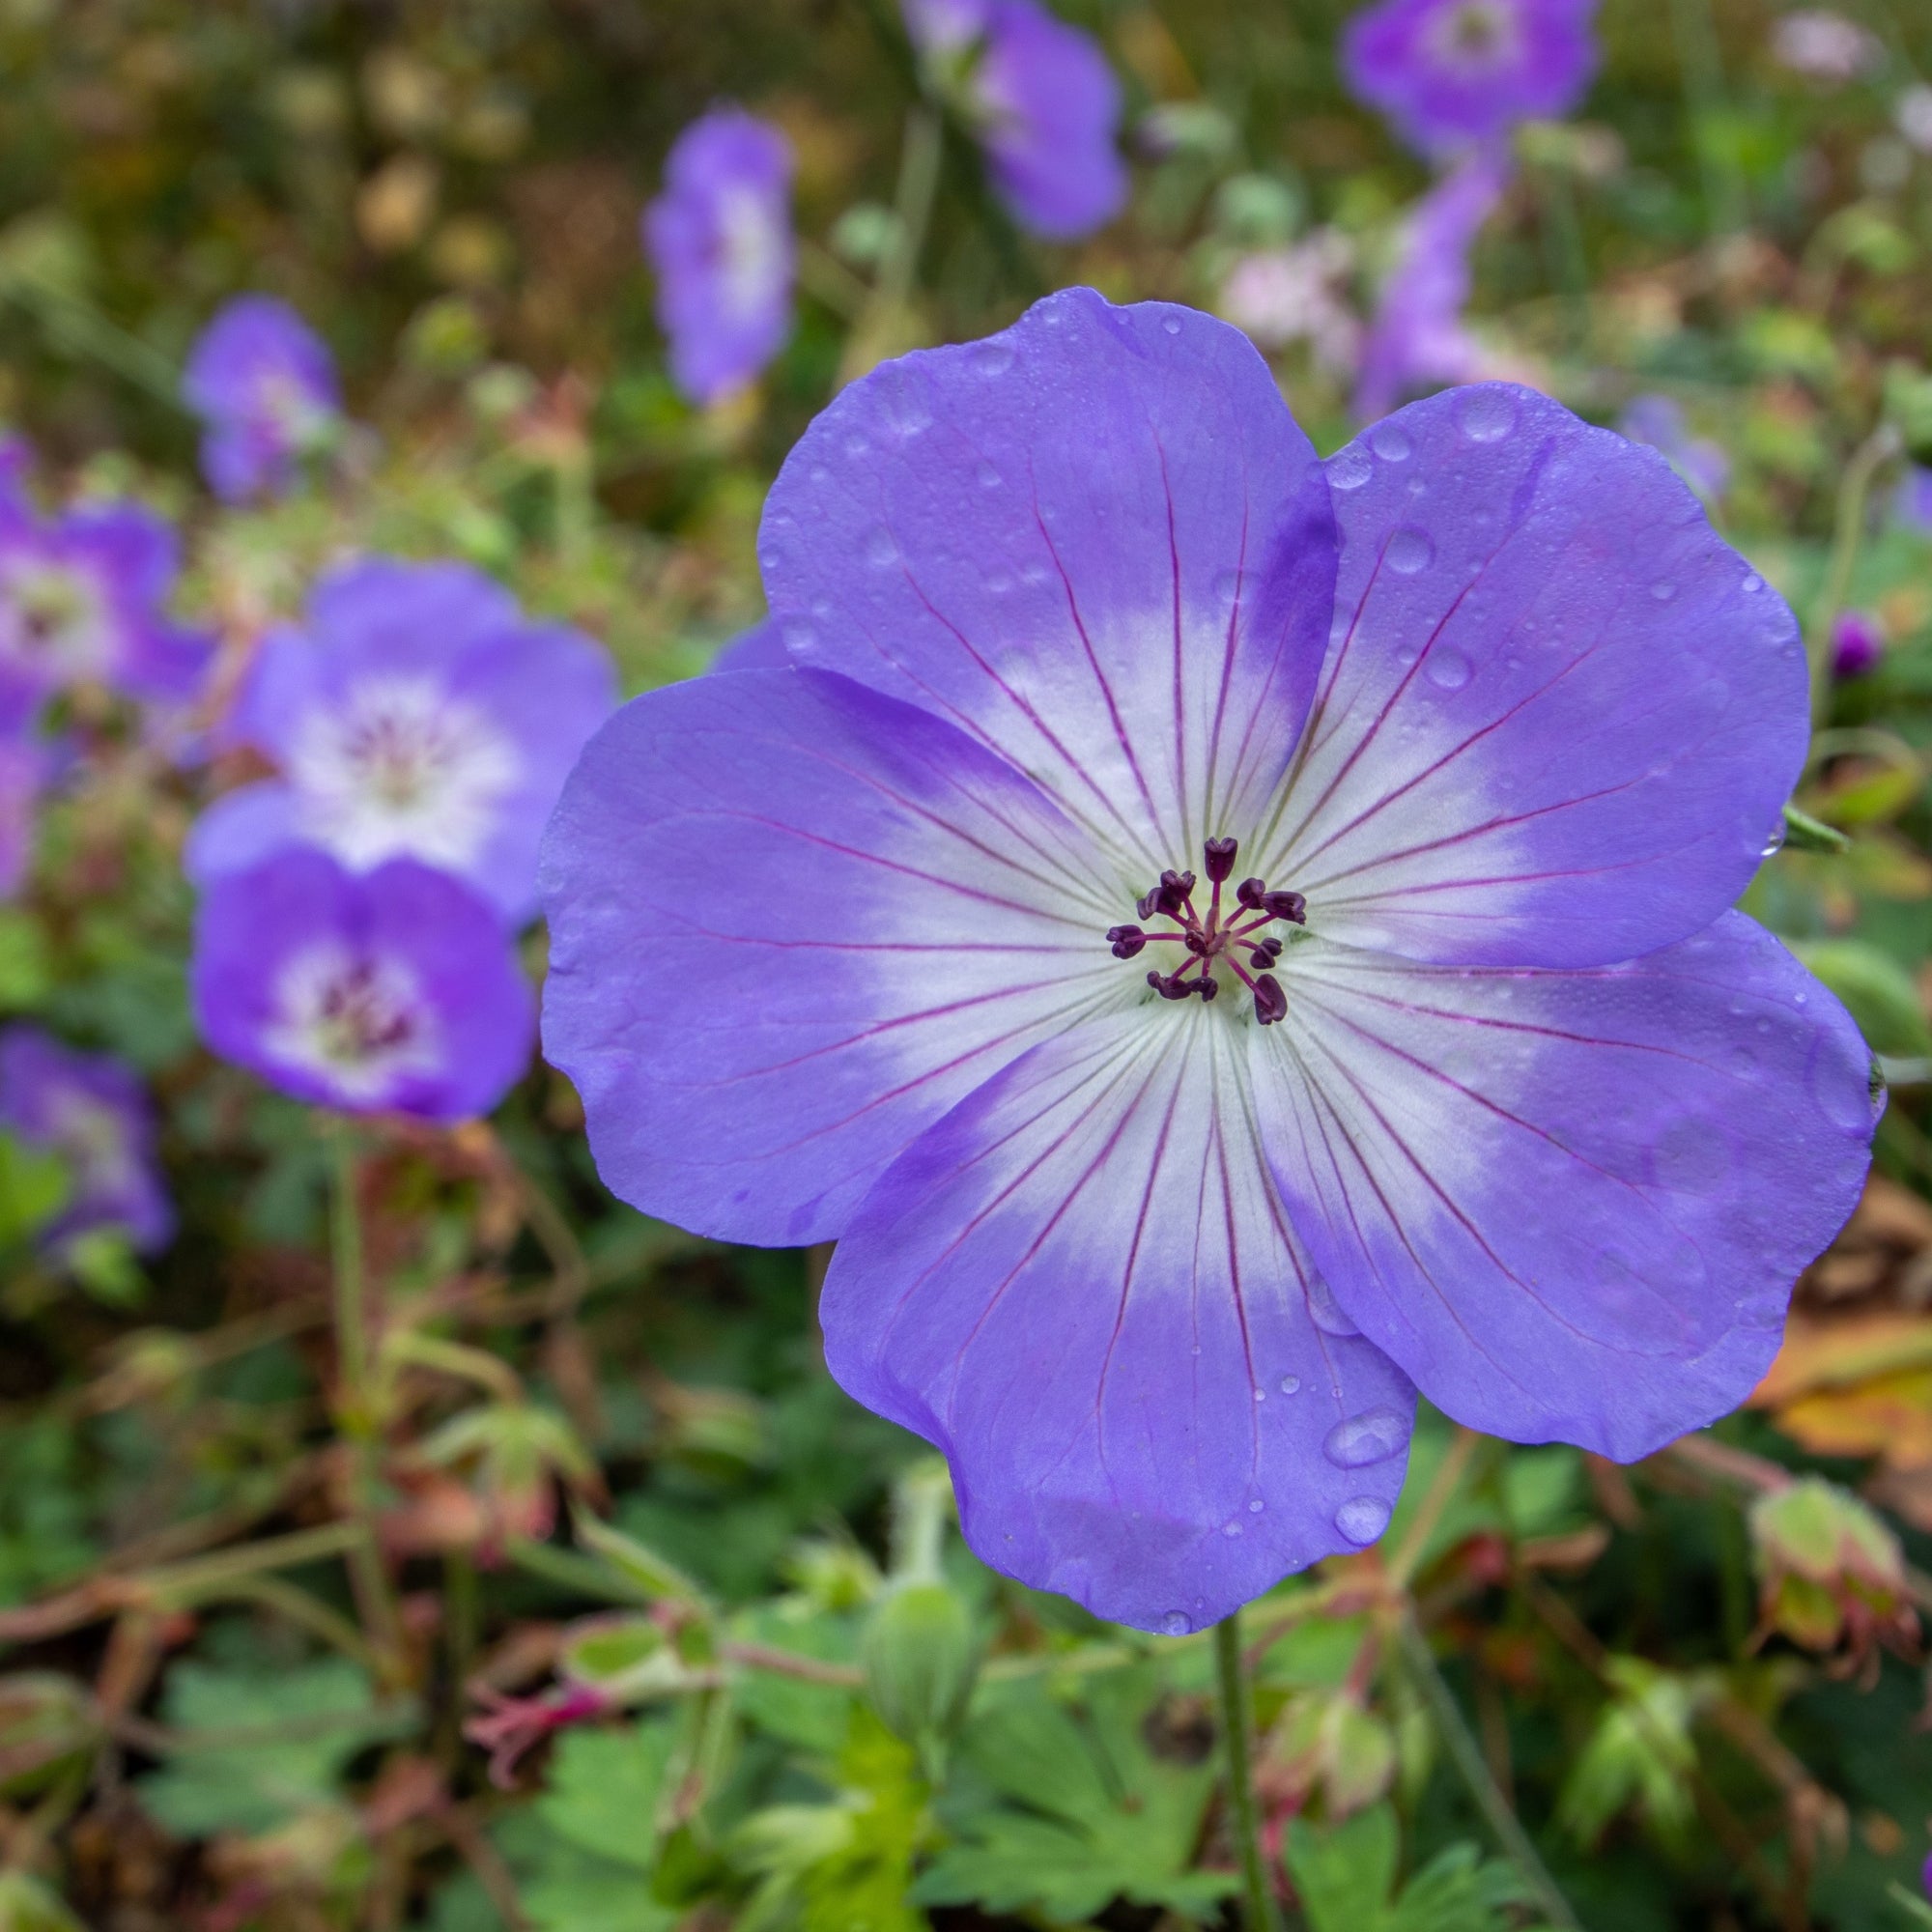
[912,1667,1236,1923]
[136,1658,410,1839]
[1284,1804,1543,1932]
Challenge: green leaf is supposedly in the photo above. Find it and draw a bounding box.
[912,1667,1236,1924]
[1284,1806,1537,1932]
[1792,939,1932,1057]
[135,1659,409,1838]
[535,1720,677,1870]
[0,1133,69,1249]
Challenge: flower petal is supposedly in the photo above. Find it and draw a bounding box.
[761,288,1336,878]
[538,667,1121,1247]
[1255,914,1875,1461]
[1263,384,1807,967]
[184,780,300,884]
[823,1007,1416,1633]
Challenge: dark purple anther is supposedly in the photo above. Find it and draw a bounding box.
[1252,974,1287,1027]
[1136,890,1160,920]
[1204,837,1237,883]
[1251,936,1284,963]
[1263,890,1307,924]
[1184,931,1208,954]
[1107,924,1147,958]
[1154,867,1196,916]
[1236,877,1266,911]
[1199,975,1219,1002]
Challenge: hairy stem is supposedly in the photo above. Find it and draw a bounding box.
[1214,1611,1285,1932]
[1807,422,1903,721]
[1397,1609,1582,1931]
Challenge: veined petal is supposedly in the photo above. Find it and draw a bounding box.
[823,1007,1416,1633]
[538,667,1120,1248]
[1254,915,1875,1461]
[760,289,1336,878]
[1261,384,1807,968]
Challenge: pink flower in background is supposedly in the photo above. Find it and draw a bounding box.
[1217,231,1362,374]
[1771,11,1882,84]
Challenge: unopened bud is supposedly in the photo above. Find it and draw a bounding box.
[1749,1477,1917,1668]
[862,1580,979,1776]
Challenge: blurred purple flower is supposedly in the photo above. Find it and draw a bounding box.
[643,110,795,407]
[1897,85,1932,153]
[709,619,788,673]
[541,290,1872,1631]
[0,1026,173,1254]
[1770,11,1881,84]
[184,297,344,503]
[0,469,213,710]
[1217,231,1362,375]
[904,0,1126,240]
[1894,464,1932,533]
[1619,394,1731,501]
[1355,144,1511,420]
[0,731,51,898]
[187,558,615,923]
[192,849,535,1122]
[1830,609,1885,678]
[1343,0,1599,156]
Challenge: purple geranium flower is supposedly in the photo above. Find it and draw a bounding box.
[0,729,51,897]
[643,110,796,408]
[0,469,212,709]
[1355,145,1511,421]
[184,297,344,504]
[1343,0,1600,155]
[186,558,615,923]
[192,849,535,1122]
[540,291,1873,1633]
[1894,465,1932,535]
[0,1026,173,1255]
[905,0,1126,241]
[1619,394,1731,501]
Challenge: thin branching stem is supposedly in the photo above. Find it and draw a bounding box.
[1214,1611,1285,1932]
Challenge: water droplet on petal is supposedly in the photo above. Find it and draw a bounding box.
[1370,422,1413,462]
[781,618,815,650]
[1651,580,1677,602]
[1386,527,1435,575]
[1760,817,1786,858]
[1162,315,1182,335]
[1253,1386,1266,1402]
[1336,1496,1392,1545]
[865,526,898,569]
[1425,645,1473,691]
[1328,444,1374,492]
[843,433,870,459]
[976,460,1003,490]
[1249,1498,1264,1512]
[1742,573,1764,594]
[1322,1407,1410,1469]
[971,339,1014,377]
[1307,1274,1360,1337]
[1161,1610,1191,1636]
[1455,386,1518,442]
[1279,1375,1301,1395]
[1223,1520,1243,1538]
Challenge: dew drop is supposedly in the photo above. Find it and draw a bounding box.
[1650,580,1677,602]
[1162,314,1182,335]
[1214,569,1249,609]
[1336,1496,1392,1546]
[865,526,898,569]
[1369,422,1413,462]
[971,339,1014,377]
[1455,386,1518,442]
[809,464,831,486]
[1742,572,1764,594]
[976,460,1003,490]
[1249,1498,1264,1512]
[1160,1610,1191,1636]
[1322,1407,1410,1469]
[1253,1386,1266,1402]
[1760,817,1786,859]
[1425,645,1473,691]
[1307,1273,1360,1337]
[1385,527,1435,576]
[1327,444,1374,492]
[781,618,815,650]
[758,548,782,574]
[1222,1520,1243,1538]
[1279,1375,1301,1395]
[982,569,1012,595]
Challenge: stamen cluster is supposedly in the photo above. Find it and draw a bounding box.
[1104,837,1304,1026]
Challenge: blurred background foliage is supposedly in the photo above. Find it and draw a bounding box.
[0,1,1930,1929]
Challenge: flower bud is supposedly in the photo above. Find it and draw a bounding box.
[1262,1687,1395,1819]
[1749,1477,1917,1671]
[0,1674,99,1799]
[861,1580,979,1776]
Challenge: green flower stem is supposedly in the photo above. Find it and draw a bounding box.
[1806,422,1903,722]
[327,1119,409,1686]
[1214,1610,1285,1932]
[1664,0,1747,239]
[1397,1608,1583,1932]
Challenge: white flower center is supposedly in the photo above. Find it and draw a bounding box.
[265,945,441,1104]
[0,557,112,679]
[288,675,522,873]
[1429,0,1520,69]
[45,1090,136,1197]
